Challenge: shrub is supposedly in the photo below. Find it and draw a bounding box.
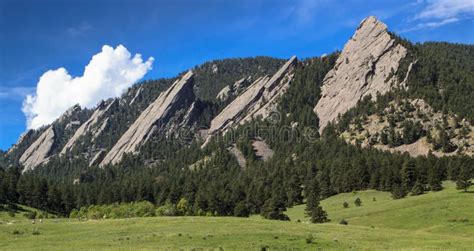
[305,234,315,244]
[8,211,15,217]
[155,202,177,216]
[343,202,349,208]
[32,230,40,235]
[339,219,348,225]
[24,211,37,219]
[354,198,362,207]
[12,230,21,235]
[233,202,250,217]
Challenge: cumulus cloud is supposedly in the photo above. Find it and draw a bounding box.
[23,45,154,129]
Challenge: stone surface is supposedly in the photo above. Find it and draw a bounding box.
[6,130,34,155]
[252,139,274,161]
[19,126,55,172]
[203,56,297,147]
[216,77,249,101]
[228,144,247,168]
[314,16,407,132]
[61,99,117,155]
[100,71,195,166]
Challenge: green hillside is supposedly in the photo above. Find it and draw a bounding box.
[0,181,472,250]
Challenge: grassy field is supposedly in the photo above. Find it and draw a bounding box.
[0,181,473,250]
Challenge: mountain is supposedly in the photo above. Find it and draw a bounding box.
[314,16,408,132]
[1,16,472,220]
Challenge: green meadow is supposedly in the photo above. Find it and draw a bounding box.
[1,181,473,250]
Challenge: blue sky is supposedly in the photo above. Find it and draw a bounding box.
[1,0,473,150]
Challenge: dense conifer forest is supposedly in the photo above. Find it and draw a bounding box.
[1,42,473,222]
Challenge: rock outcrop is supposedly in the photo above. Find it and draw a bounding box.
[100,71,195,166]
[314,16,407,132]
[216,77,249,101]
[203,56,297,147]
[19,126,55,173]
[61,99,117,155]
[252,139,274,161]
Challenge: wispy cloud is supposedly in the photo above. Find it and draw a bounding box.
[416,0,474,20]
[67,22,92,37]
[293,0,321,24]
[0,86,35,101]
[404,0,474,32]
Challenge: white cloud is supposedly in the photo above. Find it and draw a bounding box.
[416,0,474,20]
[405,0,474,31]
[22,44,154,129]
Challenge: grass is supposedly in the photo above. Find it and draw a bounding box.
[0,181,472,250]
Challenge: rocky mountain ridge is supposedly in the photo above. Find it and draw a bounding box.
[4,16,473,173]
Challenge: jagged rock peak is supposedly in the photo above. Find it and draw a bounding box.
[19,126,55,173]
[202,56,297,147]
[314,16,407,132]
[60,99,117,155]
[100,70,195,166]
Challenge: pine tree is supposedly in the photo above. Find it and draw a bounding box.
[305,178,329,223]
[456,163,472,192]
[354,197,362,207]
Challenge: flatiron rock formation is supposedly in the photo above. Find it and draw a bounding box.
[314,16,407,132]
[60,99,117,155]
[19,126,55,172]
[203,56,297,147]
[100,71,195,166]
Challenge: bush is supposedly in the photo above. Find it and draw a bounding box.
[155,202,177,216]
[8,211,15,217]
[32,230,40,235]
[12,230,21,235]
[305,234,315,244]
[339,219,348,225]
[24,211,37,220]
[354,198,362,207]
[343,202,349,208]
[233,202,250,217]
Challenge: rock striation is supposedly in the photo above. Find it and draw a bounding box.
[100,71,195,166]
[203,56,297,147]
[61,99,117,155]
[19,126,55,173]
[314,16,407,132]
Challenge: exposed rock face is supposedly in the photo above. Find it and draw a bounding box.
[314,16,407,132]
[252,139,274,161]
[58,104,81,124]
[61,99,117,155]
[6,130,34,155]
[100,71,195,166]
[203,56,297,147]
[129,86,143,106]
[228,144,247,168]
[216,77,249,101]
[19,126,55,173]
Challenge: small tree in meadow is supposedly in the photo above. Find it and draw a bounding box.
[354,198,362,207]
[343,202,349,208]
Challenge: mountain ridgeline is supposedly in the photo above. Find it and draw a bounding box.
[1,16,473,219]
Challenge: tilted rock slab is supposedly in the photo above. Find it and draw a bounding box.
[100,71,195,166]
[202,56,297,147]
[314,16,407,132]
[19,126,55,173]
[60,99,117,155]
[216,77,249,101]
